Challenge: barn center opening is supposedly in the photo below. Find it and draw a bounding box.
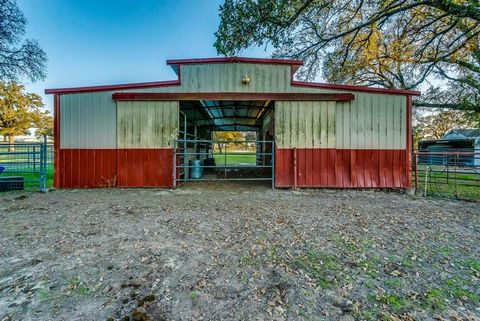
[174,100,275,187]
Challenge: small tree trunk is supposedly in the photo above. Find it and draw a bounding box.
[8,135,15,152]
[3,135,7,142]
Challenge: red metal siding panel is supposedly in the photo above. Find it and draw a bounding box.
[58,149,117,188]
[275,148,407,188]
[117,149,173,187]
[57,149,172,188]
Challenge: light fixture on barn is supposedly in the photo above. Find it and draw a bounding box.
[241,75,250,85]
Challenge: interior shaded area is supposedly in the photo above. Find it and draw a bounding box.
[176,100,275,185]
[179,100,273,132]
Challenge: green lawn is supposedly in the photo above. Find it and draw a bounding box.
[0,166,53,191]
[213,152,257,166]
[414,165,480,200]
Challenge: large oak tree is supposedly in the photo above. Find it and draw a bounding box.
[0,81,44,148]
[215,0,480,110]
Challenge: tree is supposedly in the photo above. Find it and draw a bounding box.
[35,111,53,139]
[212,131,244,152]
[413,108,478,147]
[0,0,47,82]
[0,81,44,149]
[215,0,480,110]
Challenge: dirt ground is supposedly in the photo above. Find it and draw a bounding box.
[1,183,479,321]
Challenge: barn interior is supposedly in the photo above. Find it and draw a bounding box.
[176,100,275,184]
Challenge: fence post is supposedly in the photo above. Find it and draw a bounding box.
[172,140,177,189]
[33,146,36,171]
[424,166,429,197]
[39,135,47,192]
[414,151,418,191]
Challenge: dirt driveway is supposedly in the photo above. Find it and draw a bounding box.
[1,183,479,321]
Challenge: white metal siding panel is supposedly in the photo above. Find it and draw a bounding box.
[334,93,406,150]
[275,101,336,149]
[117,101,179,148]
[60,92,117,148]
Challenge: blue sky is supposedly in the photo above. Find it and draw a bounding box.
[18,0,271,112]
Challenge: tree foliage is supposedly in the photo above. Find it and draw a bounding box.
[215,0,480,110]
[35,111,53,139]
[0,0,47,82]
[412,108,479,147]
[0,81,44,145]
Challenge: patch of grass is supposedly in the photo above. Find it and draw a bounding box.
[190,291,199,301]
[462,258,480,273]
[240,253,255,266]
[77,286,91,297]
[68,278,81,288]
[240,272,249,283]
[358,309,376,321]
[67,278,92,297]
[294,250,341,289]
[358,255,381,278]
[332,234,359,253]
[444,277,479,304]
[399,256,415,269]
[37,287,54,302]
[377,294,409,312]
[434,246,453,256]
[384,278,402,289]
[423,287,446,310]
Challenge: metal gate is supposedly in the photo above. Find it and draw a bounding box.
[173,139,275,188]
[0,136,50,192]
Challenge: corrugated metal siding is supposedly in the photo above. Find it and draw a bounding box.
[335,93,406,150]
[275,101,336,148]
[179,63,291,93]
[57,149,173,188]
[275,95,406,150]
[117,149,173,187]
[275,149,407,188]
[60,92,116,148]
[117,101,179,148]
[58,149,117,188]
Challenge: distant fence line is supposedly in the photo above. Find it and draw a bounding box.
[413,149,479,201]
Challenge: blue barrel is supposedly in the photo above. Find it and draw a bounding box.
[189,159,204,179]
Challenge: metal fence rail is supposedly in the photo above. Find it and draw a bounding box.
[0,138,50,192]
[413,149,480,200]
[174,139,275,188]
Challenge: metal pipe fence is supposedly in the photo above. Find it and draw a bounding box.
[0,138,51,192]
[413,149,480,200]
[174,139,275,188]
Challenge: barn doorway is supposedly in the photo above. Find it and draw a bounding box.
[174,100,275,188]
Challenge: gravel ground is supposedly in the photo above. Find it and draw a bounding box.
[0,183,479,321]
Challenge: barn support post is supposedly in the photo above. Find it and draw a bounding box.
[271,141,275,189]
[172,140,177,189]
[293,147,298,189]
